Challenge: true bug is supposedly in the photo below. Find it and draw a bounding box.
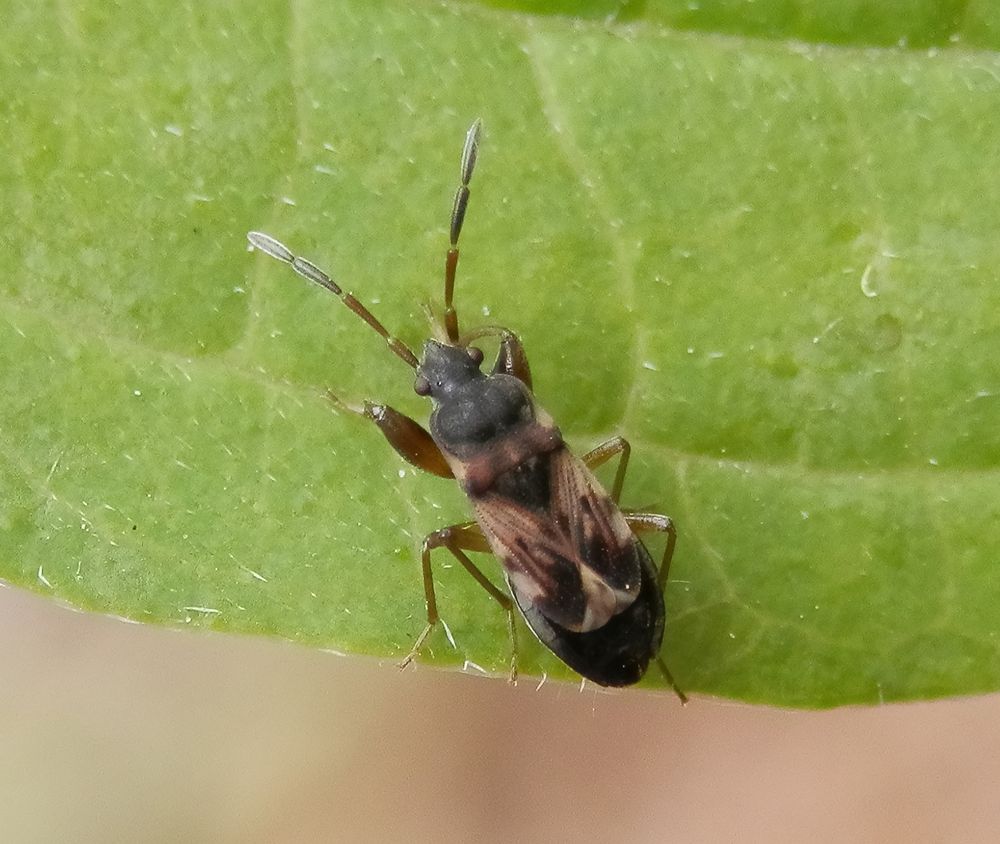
[247,121,684,696]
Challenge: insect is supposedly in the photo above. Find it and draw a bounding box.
[247,121,684,696]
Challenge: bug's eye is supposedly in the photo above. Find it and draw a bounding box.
[414,375,431,396]
[466,346,484,365]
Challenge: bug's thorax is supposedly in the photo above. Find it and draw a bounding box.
[417,339,563,496]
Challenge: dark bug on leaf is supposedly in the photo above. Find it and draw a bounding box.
[247,121,684,696]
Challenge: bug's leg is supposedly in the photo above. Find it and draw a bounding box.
[400,521,519,683]
[327,392,452,479]
[494,332,532,387]
[460,325,533,388]
[623,512,677,591]
[624,511,687,704]
[443,119,482,343]
[582,435,631,505]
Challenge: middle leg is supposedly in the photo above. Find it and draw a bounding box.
[582,435,631,504]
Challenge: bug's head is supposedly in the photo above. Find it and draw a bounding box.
[414,340,484,400]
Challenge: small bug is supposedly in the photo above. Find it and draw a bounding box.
[248,121,684,697]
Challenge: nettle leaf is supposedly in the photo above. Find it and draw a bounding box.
[2,2,999,707]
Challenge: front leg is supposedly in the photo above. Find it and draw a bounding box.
[491,331,532,389]
[458,325,533,389]
[328,392,452,478]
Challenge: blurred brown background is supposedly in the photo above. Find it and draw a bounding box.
[2,584,998,843]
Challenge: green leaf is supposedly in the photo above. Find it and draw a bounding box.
[473,0,1000,50]
[2,1,1000,707]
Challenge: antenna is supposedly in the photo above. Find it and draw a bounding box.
[246,231,419,369]
[443,119,482,343]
